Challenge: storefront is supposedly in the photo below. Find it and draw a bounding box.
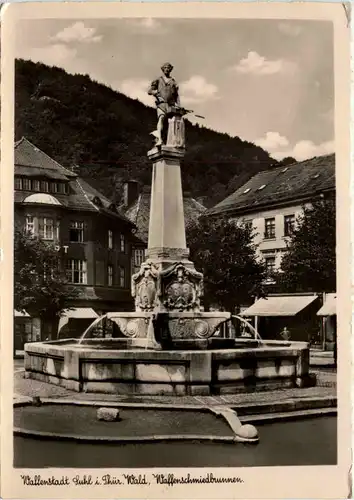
[14,310,41,352]
[57,308,99,339]
[317,293,336,351]
[240,294,321,343]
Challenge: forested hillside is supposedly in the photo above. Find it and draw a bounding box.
[15,59,282,207]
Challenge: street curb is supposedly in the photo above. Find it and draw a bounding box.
[241,407,337,424]
[13,427,245,444]
[13,395,337,415]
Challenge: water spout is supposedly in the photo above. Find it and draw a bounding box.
[78,314,108,345]
[231,315,263,343]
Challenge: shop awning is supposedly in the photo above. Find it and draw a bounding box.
[60,308,99,319]
[241,295,318,317]
[317,293,336,316]
[14,310,30,317]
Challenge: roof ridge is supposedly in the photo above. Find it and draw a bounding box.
[14,137,25,148]
[189,197,207,211]
[77,177,111,205]
[75,178,99,212]
[267,153,335,175]
[133,193,143,224]
[18,137,77,178]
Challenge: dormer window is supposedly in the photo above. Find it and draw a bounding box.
[243,188,251,194]
[22,178,31,191]
[93,196,102,207]
[51,182,59,193]
[58,183,68,194]
[41,181,49,193]
[258,184,266,191]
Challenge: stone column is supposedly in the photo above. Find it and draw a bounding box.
[131,142,204,314]
[147,145,187,256]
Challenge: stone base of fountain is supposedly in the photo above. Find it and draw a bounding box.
[24,338,314,395]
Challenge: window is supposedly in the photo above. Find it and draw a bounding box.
[264,218,275,239]
[264,256,276,275]
[41,181,49,193]
[69,221,84,242]
[15,178,23,190]
[22,178,31,191]
[108,230,113,249]
[66,259,87,284]
[25,215,35,235]
[134,249,145,267]
[58,183,67,194]
[38,217,54,240]
[284,214,295,237]
[51,182,59,193]
[120,234,125,253]
[107,265,113,286]
[118,266,125,288]
[32,180,40,192]
[56,220,60,240]
[243,188,251,194]
[258,184,266,191]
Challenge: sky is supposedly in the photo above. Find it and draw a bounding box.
[15,17,334,161]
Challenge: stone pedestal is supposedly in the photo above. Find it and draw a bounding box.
[147,145,186,251]
[130,141,229,341]
[133,145,204,315]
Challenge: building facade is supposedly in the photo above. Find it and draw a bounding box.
[207,154,336,348]
[207,154,335,276]
[14,138,137,344]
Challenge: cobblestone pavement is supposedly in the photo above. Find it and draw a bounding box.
[14,369,336,407]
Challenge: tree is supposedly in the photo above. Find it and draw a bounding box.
[14,229,79,338]
[187,216,266,311]
[280,198,336,292]
[277,156,297,167]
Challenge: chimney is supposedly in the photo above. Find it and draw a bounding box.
[123,180,139,207]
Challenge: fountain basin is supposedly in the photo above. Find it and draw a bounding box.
[24,338,313,395]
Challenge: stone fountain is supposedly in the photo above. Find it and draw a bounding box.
[24,64,313,396]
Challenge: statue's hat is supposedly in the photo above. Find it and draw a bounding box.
[161,62,173,70]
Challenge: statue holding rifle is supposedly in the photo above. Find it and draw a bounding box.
[148,62,204,148]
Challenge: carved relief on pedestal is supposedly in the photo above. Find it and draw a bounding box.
[111,317,150,338]
[158,262,204,312]
[132,261,159,311]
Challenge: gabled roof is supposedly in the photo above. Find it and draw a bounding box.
[14,138,135,226]
[15,137,76,181]
[207,154,335,216]
[125,187,207,243]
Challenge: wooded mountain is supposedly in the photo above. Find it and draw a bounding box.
[15,59,282,207]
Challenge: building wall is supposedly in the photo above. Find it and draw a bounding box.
[234,202,312,270]
[15,203,135,313]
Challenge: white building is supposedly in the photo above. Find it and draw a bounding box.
[207,154,335,276]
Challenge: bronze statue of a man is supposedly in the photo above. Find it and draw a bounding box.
[148,62,182,146]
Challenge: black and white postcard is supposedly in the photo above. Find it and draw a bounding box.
[0,2,351,499]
